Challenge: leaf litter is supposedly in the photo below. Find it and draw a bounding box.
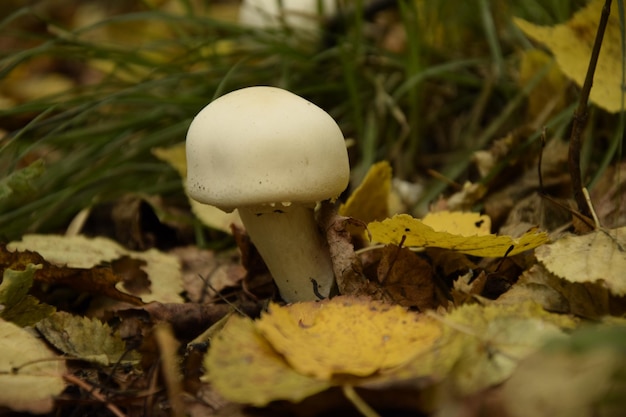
[3,2,626,416]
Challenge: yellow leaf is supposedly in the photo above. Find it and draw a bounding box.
[518,49,569,120]
[152,143,242,233]
[422,211,491,236]
[204,314,330,406]
[368,213,548,257]
[256,296,442,379]
[535,227,626,296]
[339,161,392,222]
[514,0,625,113]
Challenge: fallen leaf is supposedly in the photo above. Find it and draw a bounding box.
[36,311,139,366]
[437,302,574,395]
[376,245,436,310]
[515,0,625,112]
[368,213,549,257]
[535,227,626,296]
[518,49,569,121]
[256,296,442,379]
[339,161,392,222]
[0,264,55,327]
[422,211,491,236]
[8,234,183,303]
[204,314,330,406]
[0,318,66,414]
[500,324,626,417]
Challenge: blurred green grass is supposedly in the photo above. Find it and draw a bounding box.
[0,0,605,241]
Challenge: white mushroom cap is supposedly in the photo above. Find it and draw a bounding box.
[186,86,349,212]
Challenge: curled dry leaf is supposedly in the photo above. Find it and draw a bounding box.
[535,227,626,296]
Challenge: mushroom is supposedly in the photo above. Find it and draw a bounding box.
[185,86,350,302]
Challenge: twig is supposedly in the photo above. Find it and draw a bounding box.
[568,0,613,220]
[63,374,127,417]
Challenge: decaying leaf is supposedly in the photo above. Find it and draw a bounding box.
[339,161,392,222]
[369,213,548,257]
[0,319,67,414]
[7,234,183,303]
[515,0,625,112]
[37,311,139,366]
[204,314,331,407]
[376,245,436,310]
[256,296,442,379]
[535,227,626,296]
[0,264,55,327]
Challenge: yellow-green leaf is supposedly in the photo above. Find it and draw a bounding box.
[204,314,330,406]
[368,213,548,257]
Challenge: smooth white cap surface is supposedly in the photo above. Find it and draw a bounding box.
[186,86,350,212]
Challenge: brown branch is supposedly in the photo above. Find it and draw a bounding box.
[568,0,613,220]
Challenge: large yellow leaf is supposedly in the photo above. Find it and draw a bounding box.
[256,296,442,379]
[368,213,548,257]
[203,314,330,406]
[535,227,626,296]
[515,0,625,113]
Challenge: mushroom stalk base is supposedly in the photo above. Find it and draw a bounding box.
[238,205,335,302]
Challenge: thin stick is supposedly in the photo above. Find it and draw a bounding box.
[568,0,613,220]
[63,374,127,417]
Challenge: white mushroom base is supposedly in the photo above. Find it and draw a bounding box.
[238,204,335,302]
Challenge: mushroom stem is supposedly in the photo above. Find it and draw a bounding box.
[238,204,335,302]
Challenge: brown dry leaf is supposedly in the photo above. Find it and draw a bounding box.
[256,296,442,379]
[369,213,548,257]
[204,314,331,406]
[535,227,626,296]
[497,264,612,318]
[0,244,142,305]
[320,206,389,300]
[339,161,392,222]
[515,0,624,113]
[7,234,183,303]
[0,318,67,414]
[152,143,242,233]
[376,245,436,310]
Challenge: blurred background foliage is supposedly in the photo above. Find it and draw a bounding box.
[0,0,606,242]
